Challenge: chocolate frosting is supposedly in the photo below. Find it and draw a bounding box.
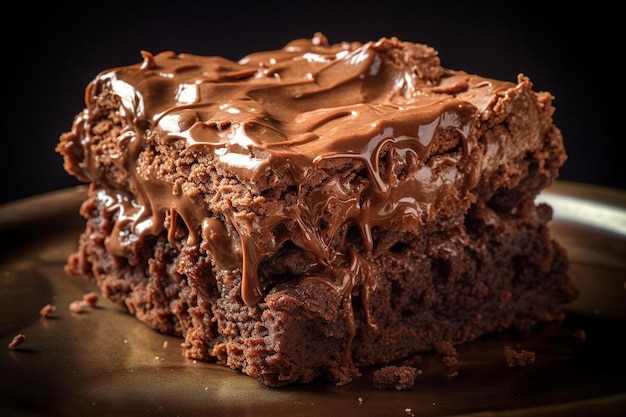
[59,33,520,311]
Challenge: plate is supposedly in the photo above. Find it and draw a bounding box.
[1,181,625,417]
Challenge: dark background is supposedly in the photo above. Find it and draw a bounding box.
[2,1,622,204]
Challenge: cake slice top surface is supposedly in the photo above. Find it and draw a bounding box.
[83,32,514,182]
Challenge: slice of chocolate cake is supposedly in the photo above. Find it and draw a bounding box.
[56,33,578,387]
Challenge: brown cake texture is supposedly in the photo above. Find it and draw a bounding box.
[56,33,578,387]
[504,345,537,367]
[373,366,420,390]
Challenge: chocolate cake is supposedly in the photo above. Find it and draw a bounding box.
[56,33,578,387]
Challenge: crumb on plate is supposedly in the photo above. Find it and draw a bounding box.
[504,345,536,367]
[40,303,56,319]
[373,365,420,390]
[8,333,26,349]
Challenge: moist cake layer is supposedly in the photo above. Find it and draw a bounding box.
[57,33,578,386]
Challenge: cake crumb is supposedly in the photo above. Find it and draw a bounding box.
[405,408,414,416]
[163,341,169,348]
[373,365,419,390]
[69,292,99,313]
[83,291,99,306]
[69,299,90,313]
[504,345,536,367]
[357,397,363,405]
[8,334,26,349]
[39,303,56,318]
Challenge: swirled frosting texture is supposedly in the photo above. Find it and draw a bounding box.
[59,33,524,307]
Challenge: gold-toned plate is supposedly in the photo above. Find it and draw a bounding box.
[1,181,625,417]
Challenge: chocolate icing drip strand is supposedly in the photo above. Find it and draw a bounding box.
[299,248,378,366]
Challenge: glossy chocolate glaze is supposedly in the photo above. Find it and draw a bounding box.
[58,33,523,312]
